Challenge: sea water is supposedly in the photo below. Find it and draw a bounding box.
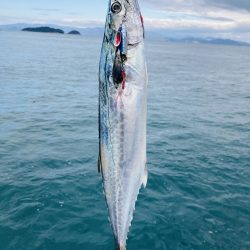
[0,31,250,250]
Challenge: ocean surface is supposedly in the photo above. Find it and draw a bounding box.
[0,31,249,250]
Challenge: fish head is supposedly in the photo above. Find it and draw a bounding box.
[107,0,126,32]
[106,0,144,45]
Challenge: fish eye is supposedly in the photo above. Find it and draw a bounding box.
[111,2,122,14]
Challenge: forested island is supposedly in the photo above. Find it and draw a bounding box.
[22,26,81,35]
[22,26,64,34]
[68,30,81,35]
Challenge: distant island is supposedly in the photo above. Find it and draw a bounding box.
[68,30,81,35]
[21,26,81,35]
[22,26,64,34]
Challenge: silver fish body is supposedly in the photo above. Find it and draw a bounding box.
[98,1,148,249]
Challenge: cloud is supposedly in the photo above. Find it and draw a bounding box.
[143,0,250,12]
[203,0,250,11]
[142,0,250,41]
[144,17,236,30]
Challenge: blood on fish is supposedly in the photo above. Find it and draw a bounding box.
[115,32,121,46]
[140,14,144,25]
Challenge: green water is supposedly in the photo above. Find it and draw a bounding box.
[0,31,250,250]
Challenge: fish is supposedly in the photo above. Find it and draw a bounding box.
[98,0,148,249]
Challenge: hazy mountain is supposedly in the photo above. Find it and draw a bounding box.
[165,37,250,46]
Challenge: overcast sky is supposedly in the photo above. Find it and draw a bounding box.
[0,0,250,41]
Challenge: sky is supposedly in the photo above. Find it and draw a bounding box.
[1,0,250,41]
